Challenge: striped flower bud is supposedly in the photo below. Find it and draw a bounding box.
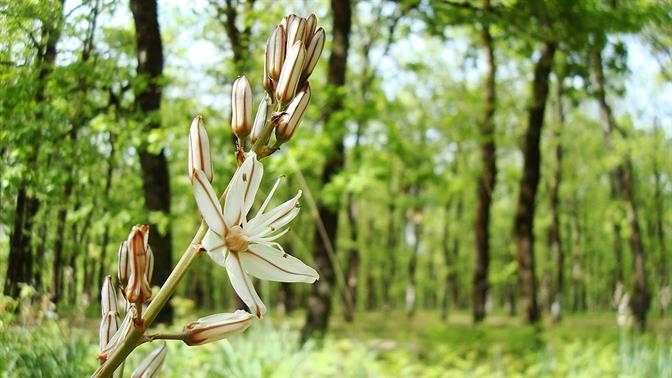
[117,241,130,288]
[145,245,154,284]
[98,306,136,363]
[275,41,306,105]
[285,16,306,52]
[183,310,254,346]
[265,25,285,82]
[251,96,270,145]
[276,83,311,143]
[188,116,213,182]
[125,225,152,304]
[101,275,118,317]
[301,27,325,82]
[231,76,252,138]
[99,311,120,352]
[305,13,317,45]
[131,342,167,378]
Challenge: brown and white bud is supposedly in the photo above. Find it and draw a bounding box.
[231,76,253,138]
[301,27,325,82]
[265,25,286,82]
[304,13,317,45]
[125,225,152,304]
[101,275,118,317]
[183,310,254,346]
[251,96,270,145]
[275,41,306,105]
[99,311,120,352]
[131,342,167,378]
[285,16,306,52]
[276,83,311,143]
[98,306,136,363]
[145,245,154,283]
[280,15,290,31]
[188,116,213,182]
[117,241,130,288]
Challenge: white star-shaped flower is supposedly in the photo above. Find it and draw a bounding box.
[191,153,319,317]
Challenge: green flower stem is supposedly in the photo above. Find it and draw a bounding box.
[92,222,208,378]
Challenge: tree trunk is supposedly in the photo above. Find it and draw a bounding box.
[549,75,565,322]
[512,41,556,324]
[405,199,422,319]
[591,49,649,329]
[130,0,173,323]
[382,195,398,308]
[473,0,497,323]
[302,0,352,342]
[4,1,64,299]
[343,202,359,322]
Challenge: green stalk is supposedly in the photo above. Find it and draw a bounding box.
[92,222,208,378]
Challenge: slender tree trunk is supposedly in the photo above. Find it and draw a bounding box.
[382,195,397,308]
[473,0,497,323]
[4,1,64,299]
[442,202,453,320]
[512,41,556,324]
[652,127,668,292]
[592,49,649,329]
[302,0,352,342]
[406,198,422,319]
[549,75,565,322]
[130,0,173,323]
[343,201,359,322]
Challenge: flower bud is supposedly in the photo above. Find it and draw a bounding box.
[275,41,306,105]
[145,245,154,284]
[183,310,254,346]
[231,76,253,138]
[118,241,130,288]
[131,342,167,378]
[301,28,325,82]
[101,275,118,317]
[251,96,270,145]
[276,83,311,143]
[98,306,136,363]
[263,60,275,98]
[188,116,213,182]
[265,25,285,82]
[305,13,317,45]
[125,225,152,304]
[99,311,120,352]
[285,16,306,52]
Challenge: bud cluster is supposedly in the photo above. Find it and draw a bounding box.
[231,13,324,158]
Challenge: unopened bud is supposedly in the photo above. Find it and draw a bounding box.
[265,26,286,82]
[188,116,213,182]
[263,60,275,98]
[231,76,252,138]
[301,28,325,82]
[145,245,154,284]
[285,16,306,52]
[183,310,254,346]
[101,275,118,317]
[99,311,120,352]
[275,41,306,105]
[305,13,317,45]
[131,342,167,378]
[251,96,270,145]
[98,306,136,363]
[125,225,152,303]
[276,83,311,143]
[118,241,130,288]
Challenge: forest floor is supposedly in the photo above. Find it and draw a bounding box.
[1,308,671,377]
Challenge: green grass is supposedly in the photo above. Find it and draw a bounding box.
[0,309,670,377]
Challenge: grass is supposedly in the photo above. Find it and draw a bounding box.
[0,307,671,377]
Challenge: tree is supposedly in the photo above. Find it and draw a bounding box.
[303,0,352,341]
[130,0,173,323]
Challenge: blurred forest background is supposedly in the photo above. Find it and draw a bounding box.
[1,0,671,376]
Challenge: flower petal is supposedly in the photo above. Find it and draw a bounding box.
[225,252,267,318]
[203,229,228,267]
[246,190,301,237]
[224,154,263,228]
[192,169,226,235]
[240,244,318,283]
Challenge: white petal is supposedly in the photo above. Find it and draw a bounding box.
[203,230,228,267]
[240,244,318,283]
[224,154,263,228]
[192,169,226,235]
[246,190,301,237]
[225,252,267,318]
